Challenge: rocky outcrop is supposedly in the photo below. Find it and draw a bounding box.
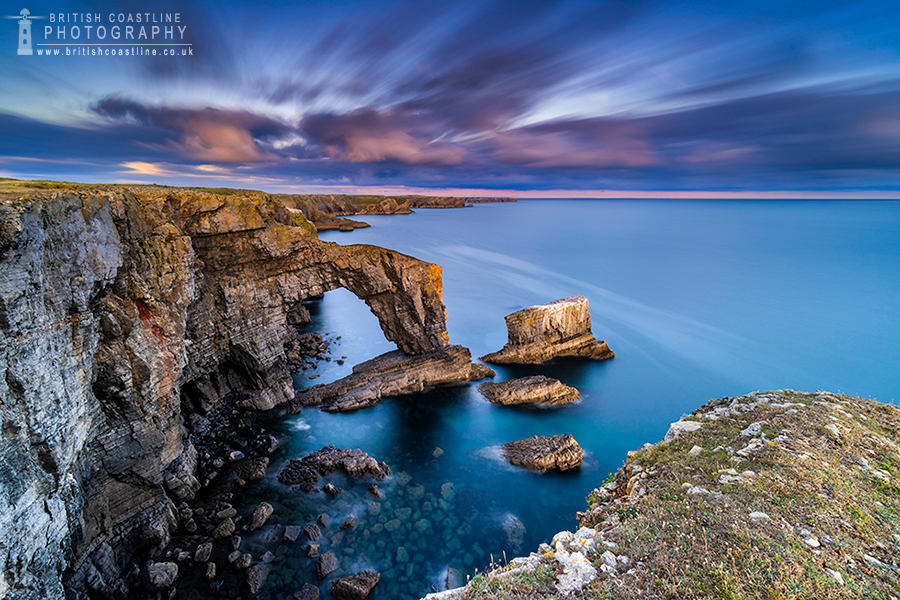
[291,345,495,412]
[481,296,614,364]
[278,446,391,492]
[278,194,516,232]
[331,570,381,600]
[502,435,585,472]
[0,185,459,599]
[479,376,580,406]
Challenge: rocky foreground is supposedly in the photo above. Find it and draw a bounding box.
[426,390,900,600]
[0,181,492,599]
[482,296,614,364]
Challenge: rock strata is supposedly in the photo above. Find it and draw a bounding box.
[291,345,495,412]
[0,185,460,599]
[278,446,391,491]
[331,570,381,600]
[479,375,580,406]
[482,296,614,364]
[502,435,585,471]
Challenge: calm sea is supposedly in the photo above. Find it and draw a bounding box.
[188,199,900,599]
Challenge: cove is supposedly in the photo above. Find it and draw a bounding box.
[187,198,900,599]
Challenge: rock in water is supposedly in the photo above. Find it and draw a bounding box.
[316,552,339,579]
[479,375,580,406]
[143,562,178,590]
[481,296,614,364]
[249,502,274,530]
[330,570,380,600]
[278,446,391,491]
[290,346,495,412]
[245,563,271,595]
[294,583,321,600]
[502,435,584,471]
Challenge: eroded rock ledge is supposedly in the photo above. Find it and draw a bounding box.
[479,376,580,406]
[481,296,614,364]
[290,345,495,413]
[0,184,462,599]
[502,435,585,472]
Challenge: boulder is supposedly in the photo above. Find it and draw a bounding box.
[283,525,302,542]
[502,435,584,471]
[294,583,321,600]
[316,552,339,579]
[245,563,271,595]
[482,296,614,364]
[212,517,235,540]
[249,502,274,531]
[303,524,322,541]
[193,542,213,563]
[330,570,381,600]
[143,562,178,590]
[230,457,269,482]
[479,375,580,406]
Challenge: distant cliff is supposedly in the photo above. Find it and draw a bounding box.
[278,193,517,231]
[0,183,453,599]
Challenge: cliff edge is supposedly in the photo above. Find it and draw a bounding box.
[0,184,454,599]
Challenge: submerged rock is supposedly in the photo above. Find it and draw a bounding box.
[289,346,495,412]
[502,435,584,472]
[482,296,614,364]
[294,583,321,600]
[278,446,391,491]
[316,552,339,579]
[479,375,580,406]
[330,570,380,600]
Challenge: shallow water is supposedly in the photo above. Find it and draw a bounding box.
[190,199,900,599]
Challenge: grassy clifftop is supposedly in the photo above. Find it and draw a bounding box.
[439,390,900,600]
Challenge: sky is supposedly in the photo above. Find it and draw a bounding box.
[1,0,899,196]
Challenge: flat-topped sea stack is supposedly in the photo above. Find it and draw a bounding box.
[481,295,614,364]
[479,375,580,406]
[502,434,584,472]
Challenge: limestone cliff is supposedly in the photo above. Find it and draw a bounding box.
[0,186,452,600]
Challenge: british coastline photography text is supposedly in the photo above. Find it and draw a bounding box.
[8,8,192,57]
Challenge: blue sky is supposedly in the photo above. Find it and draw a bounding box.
[1,0,899,195]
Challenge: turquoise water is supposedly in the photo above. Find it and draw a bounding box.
[194,200,900,599]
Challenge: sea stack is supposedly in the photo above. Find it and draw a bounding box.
[481,295,614,364]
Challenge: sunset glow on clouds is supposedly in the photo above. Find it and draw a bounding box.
[1,0,899,195]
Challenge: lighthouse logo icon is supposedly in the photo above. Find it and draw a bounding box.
[17,8,32,55]
[5,8,42,55]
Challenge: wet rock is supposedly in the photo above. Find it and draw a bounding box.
[479,375,580,406]
[213,518,236,540]
[249,502,274,531]
[292,347,495,412]
[235,553,252,569]
[323,483,342,495]
[228,450,245,462]
[307,544,320,558]
[482,296,614,364]
[194,542,213,563]
[341,516,357,530]
[330,570,380,600]
[261,551,275,563]
[144,562,178,590]
[294,583,321,600]
[230,535,242,551]
[317,514,331,529]
[502,434,584,472]
[245,563,271,595]
[316,552,339,579]
[278,446,391,491]
[367,485,383,499]
[303,524,322,541]
[227,551,241,564]
[215,507,237,521]
[230,457,269,482]
[283,525,303,542]
[203,562,216,581]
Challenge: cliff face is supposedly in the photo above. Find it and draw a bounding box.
[0,187,450,599]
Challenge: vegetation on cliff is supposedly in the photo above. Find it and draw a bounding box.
[432,390,900,600]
